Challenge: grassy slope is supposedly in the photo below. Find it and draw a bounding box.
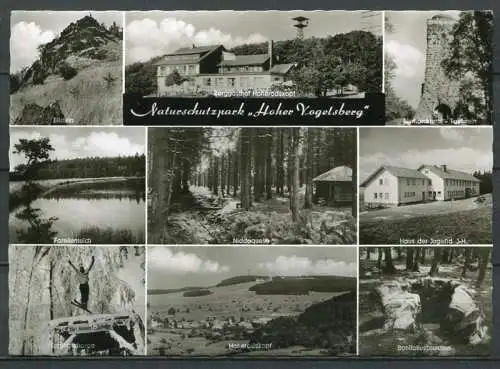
[10,41,122,125]
[360,206,492,244]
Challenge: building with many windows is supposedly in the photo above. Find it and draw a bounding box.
[361,164,481,207]
[154,41,296,96]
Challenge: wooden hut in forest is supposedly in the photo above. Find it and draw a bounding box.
[313,165,353,205]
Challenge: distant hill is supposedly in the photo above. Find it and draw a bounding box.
[248,275,356,295]
[148,287,206,295]
[216,275,268,287]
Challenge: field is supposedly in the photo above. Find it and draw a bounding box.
[148,281,350,356]
[10,41,122,125]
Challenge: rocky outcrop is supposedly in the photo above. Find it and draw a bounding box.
[373,277,488,345]
[248,291,356,354]
[13,101,66,125]
[11,15,121,91]
[375,282,421,331]
[9,246,145,356]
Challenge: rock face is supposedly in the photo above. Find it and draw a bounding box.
[13,101,66,125]
[415,15,461,120]
[9,246,145,356]
[374,277,488,345]
[249,291,356,354]
[375,282,421,331]
[442,285,489,345]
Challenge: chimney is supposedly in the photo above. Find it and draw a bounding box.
[441,165,447,172]
[268,40,274,69]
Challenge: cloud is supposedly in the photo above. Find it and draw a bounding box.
[9,130,144,170]
[257,255,356,277]
[148,248,230,274]
[439,128,464,142]
[10,21,55,73]
[126,17,267,63]
[360,147,493,183]
[386,39,424,79]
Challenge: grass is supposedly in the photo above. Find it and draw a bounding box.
[74,226,145,244]
[10,41,122,125]
[360,207,491,244]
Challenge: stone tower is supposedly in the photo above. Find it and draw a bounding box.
[415,15,460,120]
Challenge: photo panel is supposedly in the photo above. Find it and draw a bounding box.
[147,127,357,245]
[359,127,492,245]
[9,245,147,356]
[359,246,493,356]
[125,10,383,99]
[10,11,124,125]
[147,246,357,357]
[9,126,146,244]
[384,11,494,125]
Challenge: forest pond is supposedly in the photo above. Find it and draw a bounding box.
[9,177,145,243]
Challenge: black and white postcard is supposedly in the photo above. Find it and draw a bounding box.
[9,245,146,356]
[147,127,357,245]
[125,10,382,98]
[359,247,492,356]
[10,11,124,125]
[9,127,146,244]
[147,246,357,357]
[359,127,492,245]
[385,11,493,125]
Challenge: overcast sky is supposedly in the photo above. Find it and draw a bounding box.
[148,246,357,290]
[9,127,144,170]
[359,127,493,184]
[385,11,461,108]
[125,10,382,64]
[10,11,123,73]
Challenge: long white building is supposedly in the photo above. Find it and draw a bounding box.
[361,164,481,207]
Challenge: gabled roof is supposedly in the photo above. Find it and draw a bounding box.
[170,45,223,55]
[360,165,428,187]
[418,165,481,182]
[270,63,296,75]
[313,166,352,182]
[218,54,269,67]
[154,45,225,66]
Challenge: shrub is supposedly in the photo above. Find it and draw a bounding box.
[59,63,78,80]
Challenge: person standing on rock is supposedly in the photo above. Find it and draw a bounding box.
[68,256,95,309]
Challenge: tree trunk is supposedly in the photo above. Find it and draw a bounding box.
[406,247,414,271]
[351,130,357,218]
[476,248,490,287]
[429,248,442,276]
[383,248,396,274]
[377,248,383,270]
[49,260,54,320]
[276,129,284,196]
[181,159,190,193]
[420,247,426,263]
[304,128,314,209]
[412,248,421,272]
[266,129,273,200]
[366,248,371,260]
[289,128,300,222]
[462,247,471,278]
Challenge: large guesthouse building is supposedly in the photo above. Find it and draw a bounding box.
[154,41,295,96]
[361,164,481,207]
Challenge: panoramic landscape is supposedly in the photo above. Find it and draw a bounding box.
[9,245,146,356]
[359,127,492,245]
[359,247,492,356]
[125,10,382,97]
[385,11,493,125]
[9,127,146,244]
[148,127,357,245]
[10,11,123,125]
[147,246,357,357]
